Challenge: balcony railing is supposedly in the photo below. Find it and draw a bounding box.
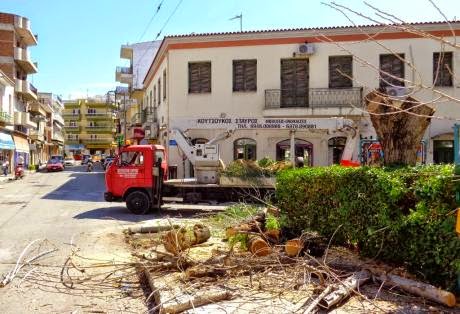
[0,112,13,124]
[265,87,363,109]
[29,83,38,96]
[85,112,113,120]
[116,66,132,74]
[85,125,115,133]
[82,138,114,143]
[141,108,157,124]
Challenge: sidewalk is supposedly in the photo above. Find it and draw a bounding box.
[0,170,37,184]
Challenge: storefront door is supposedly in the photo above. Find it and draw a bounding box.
[433,140,454,164]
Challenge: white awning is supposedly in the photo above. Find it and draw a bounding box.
[13,135,29,153]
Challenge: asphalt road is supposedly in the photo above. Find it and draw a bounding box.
[0,164,151,313]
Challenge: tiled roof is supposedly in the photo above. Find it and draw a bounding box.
[165,21,459,39]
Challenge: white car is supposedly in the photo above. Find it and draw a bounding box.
[64,157,75,166]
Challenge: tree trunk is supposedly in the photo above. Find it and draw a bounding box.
[365,90,435,166]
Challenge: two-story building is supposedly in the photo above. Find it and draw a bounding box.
[141,22,460,178]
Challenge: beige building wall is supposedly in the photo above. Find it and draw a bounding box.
[142,24,460,177]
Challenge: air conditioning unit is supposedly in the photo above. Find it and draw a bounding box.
[385,86,408,98]
[297,43,316,55]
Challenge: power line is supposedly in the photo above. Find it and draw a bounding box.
[138,0,164,42]
[155,0,184,39]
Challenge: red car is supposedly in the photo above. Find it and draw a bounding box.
[46,159,64,172]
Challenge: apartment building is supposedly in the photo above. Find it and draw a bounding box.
[115,41,161,145]
[63,98,116,156]
[38,92,64,157]
[0,69,15,173]
[0,12,38,168]
[141,21,460,178]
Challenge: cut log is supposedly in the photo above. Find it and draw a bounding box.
[264,229,280,243]
[302,285,334,314]
[285,238,303,257]
[225,222,263,238]
[126,224,180,234]
[161,290,233,314]
[373,272,456,308]
[319,270,371,309]
[193,224,211,245]
[248,236,271,256]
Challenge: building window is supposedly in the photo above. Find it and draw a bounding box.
[153,86,156,106]
[329,56,353,88]
[149,91,153,108]
[280,59,309,107]
[234,138,257,160]
[163,70,167,100]
[433,140,453,164]
[69,120,76,126]
[433,52,453,87]
[379,53,405,88]
[328,137,347,164]
[276,139,313,166]
[157,78,161,105]
[188,62,211,93]
[233,59,257,92]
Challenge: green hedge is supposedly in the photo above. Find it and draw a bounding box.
[276,165,460,290]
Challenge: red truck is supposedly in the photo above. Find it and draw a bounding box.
[104,144,168,214]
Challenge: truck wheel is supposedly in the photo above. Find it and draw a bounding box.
[126,191,150,215]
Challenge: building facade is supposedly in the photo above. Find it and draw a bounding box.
[139,22,460,179]
[63,97,116,156]
[115,41,161,145]
[0,70,16,173]
[0,12,39,169]
[38,92,64,157]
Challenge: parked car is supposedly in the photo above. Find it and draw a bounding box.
[81,154,91,165]
[46,159,64,172]
[51,155,65,168]
[64,157,75,166]
[103,156,115,170]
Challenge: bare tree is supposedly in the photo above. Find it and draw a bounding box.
[321,1,459,165]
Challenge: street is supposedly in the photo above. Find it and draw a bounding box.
[0,163,150,313]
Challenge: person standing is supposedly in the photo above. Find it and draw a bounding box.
[2,158,9,176]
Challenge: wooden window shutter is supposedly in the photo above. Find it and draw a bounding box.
[329,56,353,88]
[200,62,211,93]
[380,54,405,88]
[158,78,161,104]
[433,52,453,87]
[189,62,211,93]
[233,60,245,91]
[188,63,201,93]
[245,60,257,91]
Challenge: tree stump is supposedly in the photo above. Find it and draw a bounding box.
[248,236,271,256]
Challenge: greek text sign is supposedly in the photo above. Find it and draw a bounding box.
[171,117,346,130]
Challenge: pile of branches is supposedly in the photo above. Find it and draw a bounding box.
[134,211,457,313]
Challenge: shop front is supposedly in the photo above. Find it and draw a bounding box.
[0,132,15,174]
[12,135,30,168]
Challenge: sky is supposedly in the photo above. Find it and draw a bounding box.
[0,0,458,99]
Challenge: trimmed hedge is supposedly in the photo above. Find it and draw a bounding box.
[276,165,460,290]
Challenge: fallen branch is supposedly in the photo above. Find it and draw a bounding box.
[373,271,456,307]
[320,270,371,308]
[126,224,180,234]
[161,290,233,314]
[302,285,334,314]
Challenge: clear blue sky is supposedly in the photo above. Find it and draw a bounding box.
[0,0,458,99]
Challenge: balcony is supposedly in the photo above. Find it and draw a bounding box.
[52,113,65,126]
[115,66,133,84]
[62,113,81,120]
[14,47,38,73]
[66,138,80,145]
[14,111,35,128]
[64,125,81,133]
[0,112,14,125]
[85,112,114,120]
[30,129,45,142]
[120,45,133,59]
[51,131,64,143]
[14,16,38,46]
[81,138,114,145]
[264,88,363,117]
[85,125,116,133]
[15,79,38,101]
[29,102,47,117]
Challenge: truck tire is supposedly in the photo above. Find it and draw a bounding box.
[126,191,150,215]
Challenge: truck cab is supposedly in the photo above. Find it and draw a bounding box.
[104,144,167,214]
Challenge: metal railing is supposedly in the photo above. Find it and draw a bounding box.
[141,108,157,124]
[116,66,132,75]
[29,83,38,96]
[265,87,363,109]
[0,112,13,124]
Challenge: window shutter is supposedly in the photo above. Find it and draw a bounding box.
[433,52,453,87]
[200,62,211,93]
[245,60,257,91]
[188,63,201,93]
[380,54,405,88]
[233,60,245,91]
[329,56,352,88]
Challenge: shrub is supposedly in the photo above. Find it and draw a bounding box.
[276,165,460,290]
